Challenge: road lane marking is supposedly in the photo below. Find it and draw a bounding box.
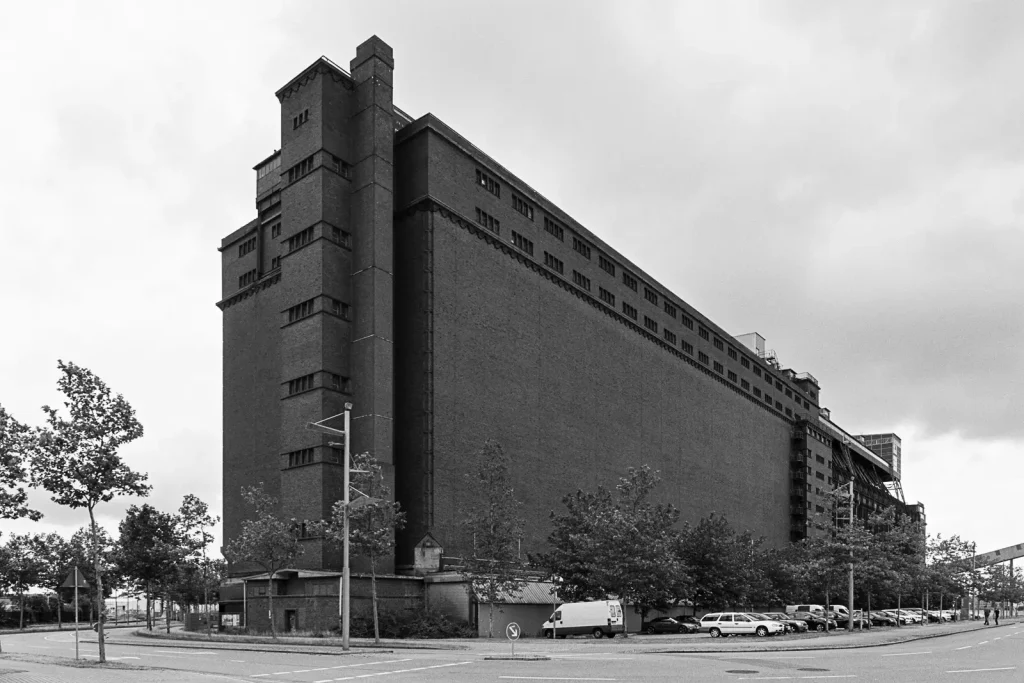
[498,676,620,681]
[978,641,989,644]
[946,667,1017,673]
[260,659,414,678]
[882,652,931,657]
[319,661,470,681]
[156,650,219,655]
[955,646,972,650]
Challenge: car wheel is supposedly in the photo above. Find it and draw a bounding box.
[592,628,604,639]
[756,626,769,637]
[710,627,721,638]
[544,629,553,639]
[646,626,656,635]
[816,623,826,632]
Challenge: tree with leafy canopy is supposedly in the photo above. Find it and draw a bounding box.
[871,507,926,625]
[458,440,529,638]
[114,504,183,631]
[315,451,405,644]
[178,494,220,637]
[538,465,684,637]
[29,532,78,630]
[0,406,41,522]
[0,534,43,629]
[31,361,150,662]
[676,513,741,612]
[223,483,303,638]
[925,534,976,616]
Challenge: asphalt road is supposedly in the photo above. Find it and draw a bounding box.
[0,622,1020,682]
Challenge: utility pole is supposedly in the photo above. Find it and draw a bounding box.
[848,479,855,632]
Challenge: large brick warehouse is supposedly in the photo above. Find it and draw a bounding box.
[218,36,922,628]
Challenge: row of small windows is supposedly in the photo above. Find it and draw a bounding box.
[287,372,351,396]
[271,223,281,238]
[287,373,315,395]
[257,155,281,180]
[572,236,591,259]
[238,269,257,288]
[288,299,316,323]
[511,230,534,256]
[544,252,563,274]
[664,329,677,345]
[292,108,309,129]
[287,297,351,323]
[476,208,500,234]
[467,169,814,411]
[271,256,280,270]
[238,236,257,257]
[699,351,710,365]
[512,194,534,220]
[288,227,314,252]
[544,217,564,241]
[287,448,314,467]
[287,155,315,183]
[476,169,500,197]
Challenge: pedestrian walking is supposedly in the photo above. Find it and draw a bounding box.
[994,608,1000,626]
[983,607,990,625]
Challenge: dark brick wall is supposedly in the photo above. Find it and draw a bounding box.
[422,210,793,555]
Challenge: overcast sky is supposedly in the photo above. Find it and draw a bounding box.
[1,1,1021,560]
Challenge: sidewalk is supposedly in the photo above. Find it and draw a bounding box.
[0,653,248,682]
[96,618,1019,656]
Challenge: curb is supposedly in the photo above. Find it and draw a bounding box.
[641,620,1019,654]
[484,655,551,661]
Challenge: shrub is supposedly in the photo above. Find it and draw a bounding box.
[346,607,476,639]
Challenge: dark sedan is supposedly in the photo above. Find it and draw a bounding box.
[762,612,809,633]
[790,610,837,632]
[644,617,698,634]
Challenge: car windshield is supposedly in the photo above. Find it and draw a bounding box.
[747,613,771,621]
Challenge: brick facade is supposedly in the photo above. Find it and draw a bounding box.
[221,36,916,579]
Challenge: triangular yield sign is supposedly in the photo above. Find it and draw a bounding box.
[61,566,90,589]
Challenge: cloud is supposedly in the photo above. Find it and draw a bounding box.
[0,0,1020,556]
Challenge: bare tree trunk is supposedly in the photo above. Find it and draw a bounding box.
[146,583,152,630]
[57,591,63,630]
[18,585,24,630]
[897,593,902,628]
[89,506,106,663]
[488,601,495,639]
[165,594,171,633]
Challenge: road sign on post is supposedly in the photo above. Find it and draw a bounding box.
[63,566,90,660]
[506,621,520,657]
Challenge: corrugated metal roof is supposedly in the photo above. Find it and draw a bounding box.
[483,582,560,605]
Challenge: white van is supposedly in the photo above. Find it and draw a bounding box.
[542,600,624,639]
[786,604,826,615]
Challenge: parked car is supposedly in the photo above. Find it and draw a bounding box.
[644,617,697,634]
[827,610,870,629]
[866,610,897,627]
[789,610,837,632]
[757,612,808,634]
[675,615,701,628]
[700,612,786,638]
[786,603,826,615]
[883,609,917,624]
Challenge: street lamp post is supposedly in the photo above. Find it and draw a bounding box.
[308,403,356,651]
[848,479,855,632]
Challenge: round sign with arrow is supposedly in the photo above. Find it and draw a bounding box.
[506,622,521,641]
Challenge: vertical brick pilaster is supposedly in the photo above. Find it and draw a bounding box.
[349,36,396,491]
